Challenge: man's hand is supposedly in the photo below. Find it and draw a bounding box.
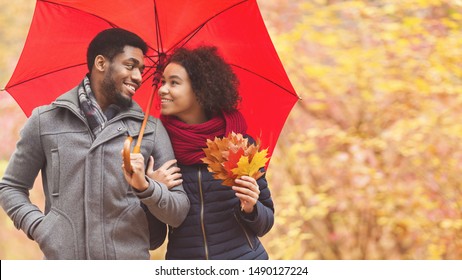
[121,150,149,192]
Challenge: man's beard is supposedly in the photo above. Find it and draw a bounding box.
[101,67,132,110]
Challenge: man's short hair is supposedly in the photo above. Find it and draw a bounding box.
[87,28,148,72]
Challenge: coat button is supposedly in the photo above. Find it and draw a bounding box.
[117,127,122,131]
[160,200,167,208]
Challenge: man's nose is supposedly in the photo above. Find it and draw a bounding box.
[132,68,142,82]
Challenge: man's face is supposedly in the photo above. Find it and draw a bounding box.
[101,46,145,110]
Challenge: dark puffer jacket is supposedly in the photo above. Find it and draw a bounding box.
[165,163,274,260]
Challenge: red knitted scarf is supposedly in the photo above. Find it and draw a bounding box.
[160,110,248,165]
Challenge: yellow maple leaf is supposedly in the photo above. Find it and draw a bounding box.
[232,148,269,180]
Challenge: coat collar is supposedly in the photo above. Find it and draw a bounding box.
[53,85,146,120]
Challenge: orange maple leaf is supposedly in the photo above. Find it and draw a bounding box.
[223,148,244,179]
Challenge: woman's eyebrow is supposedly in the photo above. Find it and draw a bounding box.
[167,74,183,80]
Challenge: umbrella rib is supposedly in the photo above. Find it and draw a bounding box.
[142,71,155,85]
[202,0,249,24]
[5,63,87,90]
[153,0,163,53]
[164,0,249,54]
[168,24,204,53]
[230,64,300,98]
[40,0,120,28]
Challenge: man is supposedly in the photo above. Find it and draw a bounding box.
[0,28,189,259]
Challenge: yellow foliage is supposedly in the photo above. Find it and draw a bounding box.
[261,0,462,260]
[232,149,269,179]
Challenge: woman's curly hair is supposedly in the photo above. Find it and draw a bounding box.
[167,46,241,117]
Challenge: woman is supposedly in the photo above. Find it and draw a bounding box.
[148,46,274,259]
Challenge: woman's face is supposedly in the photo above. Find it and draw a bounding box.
[158,62,207,124]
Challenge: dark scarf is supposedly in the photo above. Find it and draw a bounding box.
[78,75,120,135]
[161,110,248,165]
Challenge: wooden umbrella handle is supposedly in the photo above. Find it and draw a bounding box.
[122,116,148,174]
[122,84,155,174]
[122,53,166,175]
[123,136,134,174]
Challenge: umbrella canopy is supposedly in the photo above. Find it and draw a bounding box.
[3,0,299,164]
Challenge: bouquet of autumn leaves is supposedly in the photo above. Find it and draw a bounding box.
[201,132,269,186]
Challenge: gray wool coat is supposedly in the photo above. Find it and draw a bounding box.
[0,87,190,259]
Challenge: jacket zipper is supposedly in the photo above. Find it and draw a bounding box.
[234,213,255,250]
[198,167,209,259]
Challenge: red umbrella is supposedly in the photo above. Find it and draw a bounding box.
[3,0,299,168]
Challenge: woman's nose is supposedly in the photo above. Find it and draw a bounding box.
[158,85,168,95]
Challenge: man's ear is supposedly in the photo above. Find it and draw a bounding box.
[94,55,107,72]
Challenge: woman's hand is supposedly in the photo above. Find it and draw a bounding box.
[121,151,149,192]
[232,176,260,214]
[146,156,183,189]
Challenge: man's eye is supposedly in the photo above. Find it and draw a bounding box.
[126,65,134,70]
